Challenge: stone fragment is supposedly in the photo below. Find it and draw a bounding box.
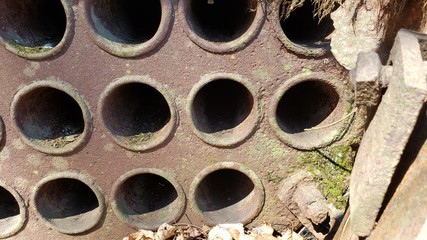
[331,0,390,69]
[350,51,382,107]
[368,104,427,240]
[349,30,427,237]
[293,184,329,225]
[278,171,338,240]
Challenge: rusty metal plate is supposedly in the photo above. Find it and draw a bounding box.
[0,0,356,239]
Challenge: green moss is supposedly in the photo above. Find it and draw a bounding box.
[295,144,355,210]
[127,132,153,145]
[8,39,51,54]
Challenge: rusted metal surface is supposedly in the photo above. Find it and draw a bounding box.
[0,0,359,239]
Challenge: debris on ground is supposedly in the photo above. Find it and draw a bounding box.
[124,223,306,240]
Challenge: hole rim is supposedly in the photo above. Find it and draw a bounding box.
[269,72,353,150]
[0,117,3,145]
[31,171,105,234]
[187,72,261,147]
[111,168,186,230]
[189,162,265,225]
[178,0,266,53]
[10,79,92,155]
[0,0,74,60]
[99,75,177,152]
[0,181,27,239]
[273,1,333,57]
[81,0,173,58]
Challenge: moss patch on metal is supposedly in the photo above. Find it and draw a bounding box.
[294,143,355,210]
[267,171,284,184]
[8,40,52,55]
[127,132,154,145]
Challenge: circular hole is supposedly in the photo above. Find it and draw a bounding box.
[187,0,258,42]
[0,0,68,56]
[279,1,333,49]
[83,0,172,57]
[276,80,339,134]
[192,79,254,134]
[34,176,104,234]
[112,169,185,230]
[101,80,174,151]
[188,74,261,147]
[196,170,254,211]
[0,185,26,238]
[118,174,177,214]
[0,188,19,221]
[269,74,354,150]
[191,164,264,225]
[13,85,87,153]
[90,0,161,44]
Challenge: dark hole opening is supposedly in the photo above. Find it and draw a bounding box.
[192,79,253,134]
[91,0,162,44]
[297,226,318,239]
[188,0,257,42]
[195,169,254,211]
[280,1,334,48]
[35,179,99,219]
[0,0,66,49]
[103,83,171,138]
[15,87,84,141]
[313,215,331,234]
[276,81,339,133]
[0,187,19,220]
[117,174,178,215]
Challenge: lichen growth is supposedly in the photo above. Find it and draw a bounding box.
[267,171,285,184]
[282,63,294,72]
[252,133,290,159]
[301,66,313,74]
[206,157,220,164]
[294,143,355,210]
[252,67,271,82]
